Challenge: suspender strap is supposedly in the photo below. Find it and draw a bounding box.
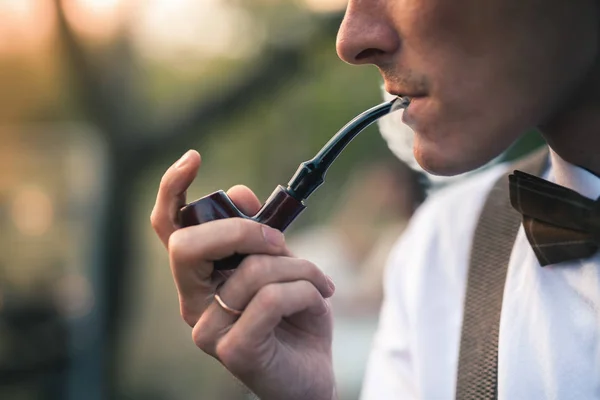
[455,148,549,399]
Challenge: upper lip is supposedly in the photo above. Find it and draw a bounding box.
[386,87,427,99]
[389,91,426,99]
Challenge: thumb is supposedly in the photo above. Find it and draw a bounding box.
[227,185,262,217]
[226,185,295,258]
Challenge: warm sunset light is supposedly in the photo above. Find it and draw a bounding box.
[11,185,55,237]
[0,0,55,54]
[303,0,347,13]
[131,0,259,61]
[75,0,121,13]
[0,0,125,54]
[62,0,125,40]
[0,0,266,60]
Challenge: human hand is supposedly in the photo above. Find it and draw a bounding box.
[150,150,338,400]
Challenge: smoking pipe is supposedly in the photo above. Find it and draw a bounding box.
[178,96,411,270]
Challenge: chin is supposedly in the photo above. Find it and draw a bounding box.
[413,147,468,176]
[412,132,503,176]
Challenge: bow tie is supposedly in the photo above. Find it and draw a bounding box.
[509,171,600,266]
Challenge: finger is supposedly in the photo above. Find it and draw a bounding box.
[151,150,201,247]
[191,301,238,357]
[243,280,330,337]
[190,256,334,353]
[169,218,288,281]
[168,218,289,325]
[227,185,262,217]
[226,184,299,257]
[220,255,334,311]
[215,281,331,373]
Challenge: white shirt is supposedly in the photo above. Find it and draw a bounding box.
[361,149,600,399]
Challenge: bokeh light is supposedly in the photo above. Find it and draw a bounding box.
[53,273,95,318]
[131,0,260,61]
[0,0,55,54]
[62,0,125,40]
[303,0,347,13]
[11,185,55,237]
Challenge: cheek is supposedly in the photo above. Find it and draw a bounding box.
[399,0,491,58]
[398,0,510,107]
[409,99,525,175]
[394,0,599,175]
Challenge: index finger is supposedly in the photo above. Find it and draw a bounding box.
[150,150,201,247]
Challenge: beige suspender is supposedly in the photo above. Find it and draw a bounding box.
[455,148,549,399]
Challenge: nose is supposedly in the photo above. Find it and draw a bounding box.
[336,2,400,66]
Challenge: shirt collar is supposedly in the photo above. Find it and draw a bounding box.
[548,148,600,200]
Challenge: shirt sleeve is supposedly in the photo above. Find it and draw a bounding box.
[359,216,423,400]
[359,162,509,400]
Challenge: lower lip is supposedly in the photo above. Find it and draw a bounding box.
[401,97,426,125]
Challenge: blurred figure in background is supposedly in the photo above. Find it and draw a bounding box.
[287,158,425,399]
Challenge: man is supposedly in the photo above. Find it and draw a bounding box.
[150,1,600,399]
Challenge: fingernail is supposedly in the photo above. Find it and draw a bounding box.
[262,225,285,247]
[326,275,336,292]
[175,150,192,169]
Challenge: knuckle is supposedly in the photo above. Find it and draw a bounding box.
[256,284,282,311]
[149,208,161,231]
[167,229,186,254]
[239,255,272,280]
[301,259,323,282]
[216,335,249,373]
[192,321,213,353]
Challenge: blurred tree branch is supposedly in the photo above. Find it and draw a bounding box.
[54,0,343,166]
[137,45,305,162]
[54,0,137,145]
[52,0,344,397]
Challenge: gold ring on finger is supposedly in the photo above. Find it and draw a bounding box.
[214,291,244,316]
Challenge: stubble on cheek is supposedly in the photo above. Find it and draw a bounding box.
[389,0,547,175]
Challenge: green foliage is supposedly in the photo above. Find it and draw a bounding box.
[502,129,546,162]
[185,36,397,230]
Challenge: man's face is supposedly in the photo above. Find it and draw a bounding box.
[337,0,599,175]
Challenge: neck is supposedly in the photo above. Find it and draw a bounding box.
[540,70,600,176]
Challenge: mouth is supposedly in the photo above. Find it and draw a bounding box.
[400,96,428,126]
[384,87,428,126]
[388,91,426,109]
[386,84,427,98]
[389,91,426,100]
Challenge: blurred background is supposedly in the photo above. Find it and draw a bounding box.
[0,0,543,399]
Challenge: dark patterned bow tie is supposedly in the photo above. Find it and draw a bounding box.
[509,171,600,266]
